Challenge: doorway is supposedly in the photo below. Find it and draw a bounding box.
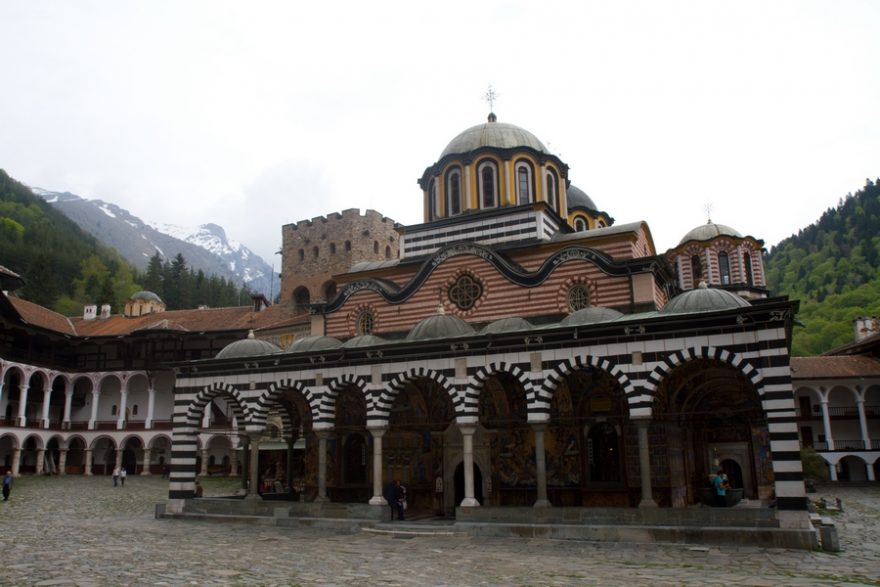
[453,461,483,506]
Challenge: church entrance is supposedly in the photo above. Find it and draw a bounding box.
[453,461,483,507]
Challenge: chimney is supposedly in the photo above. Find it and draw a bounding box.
[854,316,880,343]
[100,304,111,319]
[83,305,97,320]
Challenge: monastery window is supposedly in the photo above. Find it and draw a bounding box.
[373,241,379,254]
[690,255,703,285]
[743,252,754,286]
[719,251,731,285]
[573,216,587,232]
[293,286,310,311]
[329,243,336,255]
[298,249,304,261]
[312,246,319,259]
[567,283,590,312]
[545,169,558,212]
[446,168,462,216]
[477,161,498,209]
[428,179,440,220]
[356,309,375,335]
[448,274,483,311]
[111,404,118,416]
[385,245,391,259]
[515,161,534,205]
[345,240,352,252]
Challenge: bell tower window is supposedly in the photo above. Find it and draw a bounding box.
[743,252,754,286]
[478,161,498,209]
[719,251,731,285]
[545,170,558,212]
[516,162,533,205]
[428,179,439,221]
[573,217,587,232]
[691,255,703,285]
[446,169,462,216]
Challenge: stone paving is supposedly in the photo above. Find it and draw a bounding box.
[1,475,879,586]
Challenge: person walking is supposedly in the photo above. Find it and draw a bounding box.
[2,470,12,501]
[112,466,120,487]
[713,468,729,507]
[120,466,127,487]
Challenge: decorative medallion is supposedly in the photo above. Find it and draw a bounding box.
[448,274,483,311]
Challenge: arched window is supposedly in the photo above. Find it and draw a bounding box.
[691,255,703,285]
[446,168,462,215]
[515,161,534,205]
[428,179,439,221]
[719,251,731,285]
[298,249,304,261]
[293,287,310,311]
[345,240,351,252]
[545,169,558,212]
[477,161,498,209]
[312,246,319,259]
[743,252,754,286]
[329,243,336,255]
[385,245,391,259]
[356,309,375,335]
[373,241,379,254]
[573,216,587,232]
[567,283,590,312]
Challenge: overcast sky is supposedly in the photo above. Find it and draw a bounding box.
[1,1,878,265]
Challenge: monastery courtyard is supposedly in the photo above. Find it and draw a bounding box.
[1,477,878,587]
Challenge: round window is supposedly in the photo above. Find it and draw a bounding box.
[448,274,483,311]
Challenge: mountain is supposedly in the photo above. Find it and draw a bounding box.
[765,178,880,356]
[31,187,279,298]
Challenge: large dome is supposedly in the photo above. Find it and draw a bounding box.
[660,284,751,315]
[679,221,742,246]
[406,313,475,342]
[216,331,281,359]
[566,185,598,212]
[287,335,343,353]
[441,116,548,158]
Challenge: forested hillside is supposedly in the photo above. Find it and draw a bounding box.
[765,178,880,355]
[0,169,252,316]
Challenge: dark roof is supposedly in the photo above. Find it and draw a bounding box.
[791,356,880,379]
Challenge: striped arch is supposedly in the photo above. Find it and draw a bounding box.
[470,362,534,418]
[186,382,251,429]
[643,346,764,399]
[256,378,321,430]
[324,374,370,422]
[539,355,640,416]
[377,367,457,421]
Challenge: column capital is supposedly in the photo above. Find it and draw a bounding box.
[367,426,388,438]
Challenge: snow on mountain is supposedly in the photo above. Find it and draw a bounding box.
[31,186,279,298]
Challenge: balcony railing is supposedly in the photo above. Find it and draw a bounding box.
[814,439,880,451]
[797,405,880,418]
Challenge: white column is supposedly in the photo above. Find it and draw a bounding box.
[201,406,211,429]
[88,390,100,430]
[368,427,387,506]
[200,449,209,476]
[315,430,329,502]
[84,449,93,476]
[115,448,123,471]
[145,387,156,429]
[459,425,479,507]
[11,448,21,475]
[58,449,68,475]
[41,388,52,429]
[16,385,29,427]
[36,449,45,475]
[856,398,870,450]
[117,389,128,430]
[636,419,658,507]
[141,448,152,475]
[820,399,835,450]
[247,437,260,500]
[532,423,550,507]
[62,387,73,429]
[828,461,838,482]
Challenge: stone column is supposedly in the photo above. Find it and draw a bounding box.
[315,430,329,502]
[11,448,21,475]
[532,423,550,507]
[829,462,838,482]
[62,387,73,430]
[84,449,93,476]
[145,387,156,429]
[459,425,479,507]
[229,443,239,477]
[285,439,294,490]
[58,449,68,475]
[16,385,29,427]
[368,427,387,506]
[636,419,657,507]
[41,388,52,429]
[115,448,124,472]
[35,448,45,475]
[820,399,835,450]
[200,449,209,476]
[856,398,871,450]
[247,437,260,500]
[88,390,100,430]
[117,389,128,430]
[141,448,152,475]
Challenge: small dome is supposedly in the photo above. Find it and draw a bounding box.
[342,334,388,349]
[679,221,742,246]
[441,117,548,158]
[566,185,598,212]
[287,335,343,353]
[660,283,751,315]
[406,314,475,342]
[130,290,163,303]
[560,307,623,326]
[216,331,281,359]
[481,316,534,335]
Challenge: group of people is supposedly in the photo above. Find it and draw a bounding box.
[111,467,128,487]
[383,479,407,521]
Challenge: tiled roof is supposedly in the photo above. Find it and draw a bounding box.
[7,296,77,336]
[790,356,880,379]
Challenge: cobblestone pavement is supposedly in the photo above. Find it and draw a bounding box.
[1,476,879,586]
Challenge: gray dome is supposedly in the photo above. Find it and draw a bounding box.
[481,316,534,335]
[679,221,742,246]
[216,332,281,359]
[287,335,343,353]
[566,185,598,211]
[342,334,388,349]
[560,307,623,326]
[406,314,475,342]
[131,290,163,303]
[660,284,751,315]
[441,118,548,158]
